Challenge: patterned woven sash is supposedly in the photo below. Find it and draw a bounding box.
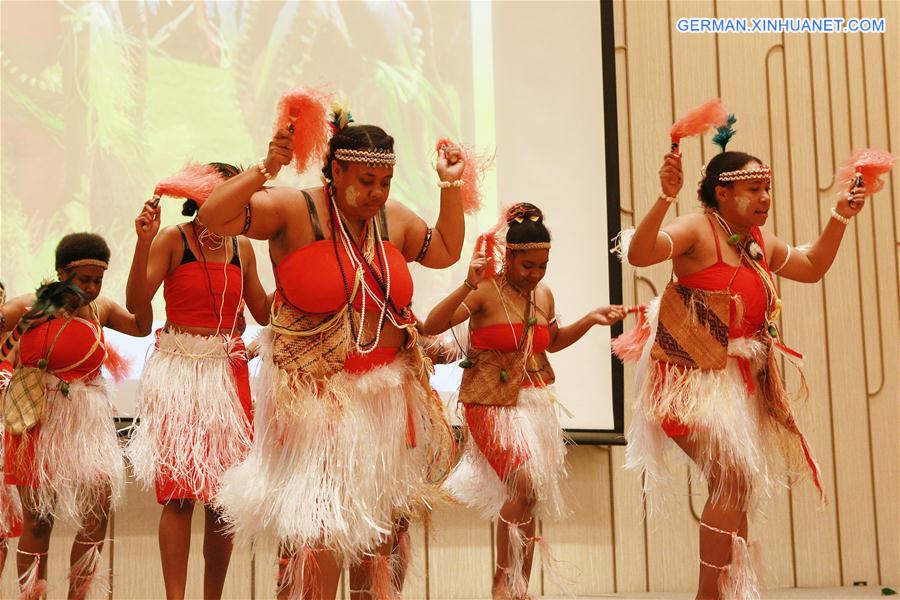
[650,282,730,370]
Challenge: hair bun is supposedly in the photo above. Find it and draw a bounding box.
[505,202,543,226]
[330,102,354,134]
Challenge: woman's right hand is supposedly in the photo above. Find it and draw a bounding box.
[264,127,295,179]
[465,248,488,288]
[135,199,161,241]
[659,152,683,198]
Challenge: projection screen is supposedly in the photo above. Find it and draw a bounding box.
[0,1,623,439]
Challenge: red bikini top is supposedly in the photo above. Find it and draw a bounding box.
[18,307,106,382]
[677,218,774,338]
[471,323,551,354]
[273,191,413,318]
[163,225,245,330]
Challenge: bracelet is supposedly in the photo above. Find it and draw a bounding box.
[772,244,792,273]
[241,204,252,234]
[463,279,477,291]
[415,227,433,263]
[830,207,851,225]
[658,193,676,204]
[438,179,465,189]
[257,159,274,181]
[660,230,674,260]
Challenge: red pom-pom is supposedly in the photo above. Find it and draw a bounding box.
[274,87,332,174]
[670,98,729,145]
[103,342,132,383]
[834,148,894,196]
[611,308,650,363]
[435,138,493,214]
[154,163,225,205]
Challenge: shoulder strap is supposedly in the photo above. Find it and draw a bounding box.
[230,236,241,267]
[302,191,325,241]
[176,225,195,264]
[706,216,723,262]
[378,206,390,241]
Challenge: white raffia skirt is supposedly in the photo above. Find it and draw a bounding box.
[216,329,441,561]
[623,298,821,516]
[444,386,570,521]
[3,375,124,526]
[125,330,252,503]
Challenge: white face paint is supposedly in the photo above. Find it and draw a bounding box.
[733,194,752,217]
[345,185,360,207]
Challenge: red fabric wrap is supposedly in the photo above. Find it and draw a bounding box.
[470,323,550,355]
[164,262,244,330]
[274,240,414,317]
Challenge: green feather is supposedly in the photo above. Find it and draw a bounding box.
[712,114,737,151]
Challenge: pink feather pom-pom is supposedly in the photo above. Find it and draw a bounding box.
[834,148,895,196]
[435,138,493,214]
[611,308,650,363]
[154,163,225,205]
[275,87,332,174]
[669,98,729,144]
[103,342,132,383]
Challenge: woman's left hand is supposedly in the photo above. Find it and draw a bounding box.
[591,305,627,326]
[437,143,466,183]
[835,185,866,219]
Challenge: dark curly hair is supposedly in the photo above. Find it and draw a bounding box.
[697,151,763,209]
[182,162,242,216]
[505,202,551,247]
[55,233,111,270]
[321,125,395,184]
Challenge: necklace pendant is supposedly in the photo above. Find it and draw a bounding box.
[767,322,779,338]
[527,316,538,326]
[727,233,744,246]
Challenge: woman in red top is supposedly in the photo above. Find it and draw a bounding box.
[620,142,867,599]
[199,108,465,599]
[124,163,270,600]
[423,204,625,599]
[0,281,23,579]
[0,233,151,598]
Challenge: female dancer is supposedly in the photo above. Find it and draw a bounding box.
[0,233,151,598]
[619,141,867,599]
[0,280,23,578]
[423,203,625,599]
[124,163,270,600]
[199,110,465,598]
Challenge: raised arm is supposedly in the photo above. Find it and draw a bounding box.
[765,187,867,283]
[199,128,294,240]
[421,248,487,335]
[125,199,172,318]
[400,145,466,268]
[627,152,697,267]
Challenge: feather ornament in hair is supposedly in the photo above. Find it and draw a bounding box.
[834,148,894,196]
[154,163,225,205]
[274,87,332,174]
[669,98,729,153]
[711,114,737,152]
[435,138,493,215]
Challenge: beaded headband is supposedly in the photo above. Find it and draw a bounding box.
[63,259,109,271]
[334,147,396,167]
[506,242,551,251]
[717,165,771,182]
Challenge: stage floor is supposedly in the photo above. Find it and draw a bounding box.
[526,587,892,599]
